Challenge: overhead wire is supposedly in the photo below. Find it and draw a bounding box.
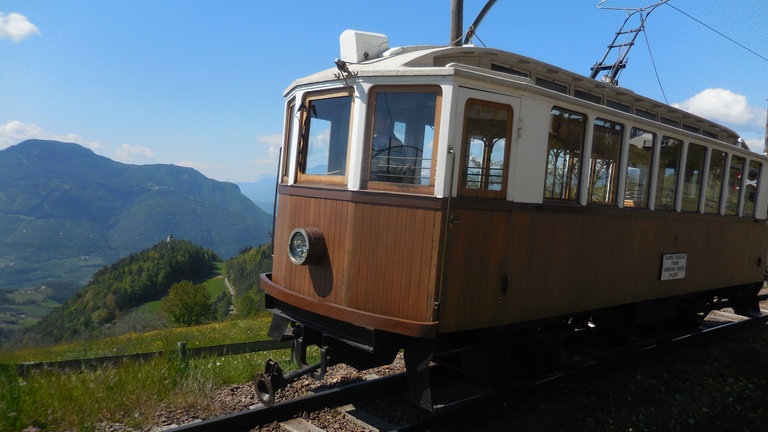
[664,2,768,64]
[598,0,766,102]
[642,28,668,104]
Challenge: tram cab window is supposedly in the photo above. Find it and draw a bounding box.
[296,89,353,184]
[654,136,683,210]
[682,143,706,212]
[589,118,623,205]
[624,127,655,208]
[704,149,726,214]
[368,87,440,189]
[459,99,512,197]
[544,107,586,201]
[744,160,762,217]
[725,155,746,215]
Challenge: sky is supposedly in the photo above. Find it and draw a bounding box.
[1,0,766,183]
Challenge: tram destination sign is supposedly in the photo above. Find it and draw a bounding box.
[660,253,687,280]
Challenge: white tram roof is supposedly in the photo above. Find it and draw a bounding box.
[286,31,744,148]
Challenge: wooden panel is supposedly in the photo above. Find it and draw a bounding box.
[439,201,768,332]
[270,191,444,328]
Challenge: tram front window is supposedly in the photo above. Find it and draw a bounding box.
[368,87,439,188]
[296,89,353,184]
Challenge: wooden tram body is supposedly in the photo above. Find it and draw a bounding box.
[259,31,768,408]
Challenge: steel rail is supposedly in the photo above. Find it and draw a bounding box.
[167,371,407,432]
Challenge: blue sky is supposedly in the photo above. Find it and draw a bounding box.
[1,1,766,182]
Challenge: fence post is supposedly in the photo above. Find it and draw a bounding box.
[177,342,187,360]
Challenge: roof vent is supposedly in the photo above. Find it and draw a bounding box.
[340,30,388,63]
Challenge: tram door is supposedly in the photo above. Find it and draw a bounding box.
[439,90,520,332]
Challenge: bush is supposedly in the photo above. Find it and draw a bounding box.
[162,281,216,326]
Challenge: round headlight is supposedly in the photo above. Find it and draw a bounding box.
[287,227,325,265]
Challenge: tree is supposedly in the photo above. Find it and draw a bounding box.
[162,280,215,326]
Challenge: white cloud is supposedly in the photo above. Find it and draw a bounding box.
[115,144,154,162]
[245,134,283,172]
[673,88,758,126]
[256,134,282,146]
[743,136,766,154]
[256,133,282,159]
[0,120,102,151]
[0,12,40,42]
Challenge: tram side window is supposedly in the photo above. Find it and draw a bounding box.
[725,155,746,215]
[369,88,439,187]
[297,90,353,182]
[654,136,682,210]
[744,160,762,217]
[544,107,586,201]
[682,143,706,212]
[704,149,726,214]
[624,127,655,208]
[589,118,623,205]
[459,99,512,197]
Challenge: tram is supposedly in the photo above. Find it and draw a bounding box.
[257,29,768,409]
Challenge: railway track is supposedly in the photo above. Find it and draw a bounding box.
[166,302,768,432]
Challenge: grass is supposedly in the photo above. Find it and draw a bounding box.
[0,314,274,364]
[0,315,294,431]
[204,275,229,298]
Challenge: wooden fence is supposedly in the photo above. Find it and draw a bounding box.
[5,339,292,377]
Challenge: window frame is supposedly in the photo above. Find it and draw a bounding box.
[623,126,656,209]
[704,148,727,214]
[743,159,762,218]
[295,88,354,186]
[544,106,587,202]
[457,98,514,199]
[281,98,296,184]
[725,154,746,216]
[681,142,707,212]
[654,135,683,211]
[365,85,442,194]
[588,117,624,205]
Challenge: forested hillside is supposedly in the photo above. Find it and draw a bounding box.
[224,244,272,316]
[27,239,219,343]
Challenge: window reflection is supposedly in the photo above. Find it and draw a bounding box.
[298,91,352,179]
[655,136,682,210]
[682,143,706,212]
[624,127,655,208]
[545,107,586,201]
[705,150,726,214]
[725,155,745,215]
[460,99,512,197]
[369,89,438,185]
[589,118,623,204]
[744,160,762,217]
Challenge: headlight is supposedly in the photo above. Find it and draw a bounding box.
[287,227,325,265]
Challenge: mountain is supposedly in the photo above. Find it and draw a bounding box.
[237,175,277,214]
[0,139,273,289]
